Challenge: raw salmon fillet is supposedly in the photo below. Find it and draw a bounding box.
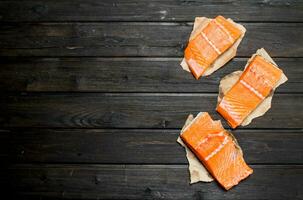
[217,55,283,128]
[184,16,242,79]
[181,112,253,190]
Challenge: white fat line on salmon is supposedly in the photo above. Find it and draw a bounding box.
[196,131,225,147]
[213,19,234,43]
[205,135,229,161]
[219,99,242,122]
[249,66,272,88]
[188,45,208,70]
[200,32,222,55]
[240,80,265,99]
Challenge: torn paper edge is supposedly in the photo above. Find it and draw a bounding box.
[180,17,246,76]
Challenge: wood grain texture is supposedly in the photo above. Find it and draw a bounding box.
[0,0,302,22]
[0,57,300,92]
[3,129,302,164]
[7,164,303,200]
[1,0,302,199]
[0,23,302,57]
[2,93,302,128]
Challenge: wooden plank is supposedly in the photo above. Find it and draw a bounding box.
[7,164,303,199]
[0,130,9,161]
[2,93,302,128]
[3,129,302,164]
[0,0,302,22]
[0,23,302,57]
[0,57,300,93]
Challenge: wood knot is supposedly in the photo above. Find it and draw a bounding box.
[40,174,47,182]
[193,191,204,200]
[94,176,101,185]
[144,187,152,194]
[123,75,129,81]
[32,4,48,15]
[161,120,169,128]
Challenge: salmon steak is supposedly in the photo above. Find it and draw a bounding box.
[216,55,283,128]
[181,112,253,190]
[184,16,242,79]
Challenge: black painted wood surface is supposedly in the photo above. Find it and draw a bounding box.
[2,93,302,128]
[0,0,302,22]
[3,129,302,164]
[0,58,302,92]
[0,23,302,57]
[1,0,302,199]
[7,164,303,200]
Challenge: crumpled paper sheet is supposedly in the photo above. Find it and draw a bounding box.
[217,48,288,126]
[177,114,214,183]
[180,17,246,76]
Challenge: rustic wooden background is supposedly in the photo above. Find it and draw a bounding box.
[1,0,303,199]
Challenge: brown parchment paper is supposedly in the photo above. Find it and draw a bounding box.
[180,17,246,76]
[217,48,288,126]
[177,113,245,184]
[177,114,214,183]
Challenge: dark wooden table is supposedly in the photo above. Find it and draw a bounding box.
[1,0,303,199]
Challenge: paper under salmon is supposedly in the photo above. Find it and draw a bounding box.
[180,112,253,190]
[184,15,242,79]
[216,55,283,129]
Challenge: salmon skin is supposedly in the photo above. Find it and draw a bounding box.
[185,16,242,79]
[181,112,253,190]
[216,55,283,128]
